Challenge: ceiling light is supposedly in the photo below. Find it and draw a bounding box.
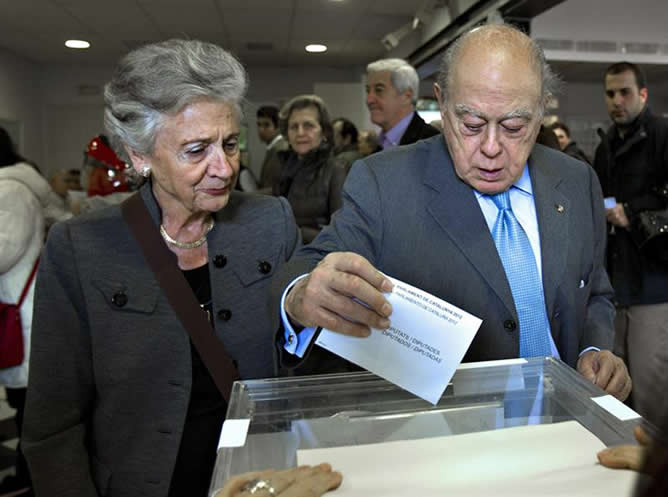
[305,44,327,53]
[65,40,90,49]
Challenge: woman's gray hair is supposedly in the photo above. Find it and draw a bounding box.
[104,39,247,162]
[437,24,560,117]
[279,94,334,144]
[366,58,419,104]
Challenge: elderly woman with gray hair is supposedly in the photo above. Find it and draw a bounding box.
[275,95,350,243]
[21,40,340,497]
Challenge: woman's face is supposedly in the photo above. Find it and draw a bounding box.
[130,99,240,216]
[287,106,323,158]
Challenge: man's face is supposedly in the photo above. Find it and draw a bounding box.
[605,70,647,127]
[366,71,412,132]
[257,116,278,144]
[553,128,570,151]
[437,45,542,195]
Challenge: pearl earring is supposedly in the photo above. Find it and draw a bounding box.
[141,166,151,177]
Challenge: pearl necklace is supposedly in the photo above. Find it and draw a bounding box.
[159,218,214,249]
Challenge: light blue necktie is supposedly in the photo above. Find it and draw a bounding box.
[490,190,551,358]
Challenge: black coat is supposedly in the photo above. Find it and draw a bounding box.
[593,107,668,305]
[399,112,440,146]
[276,143,349,244]
[563,141,591,165]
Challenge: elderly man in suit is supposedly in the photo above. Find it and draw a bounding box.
[275,23,631,400]
[366,58,440,149]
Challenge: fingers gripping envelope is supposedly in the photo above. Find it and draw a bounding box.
[315,277,482,404]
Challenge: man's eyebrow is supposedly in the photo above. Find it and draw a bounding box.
[453,104,533,121]
[454,104,485,119]
[502,108,533,120]
[179,136,212,147]
[223,131,240,141]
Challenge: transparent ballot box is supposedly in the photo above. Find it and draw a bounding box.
[209,357,640,495]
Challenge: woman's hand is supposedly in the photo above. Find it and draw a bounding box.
[214,463,342,497]
[597,425,653,472]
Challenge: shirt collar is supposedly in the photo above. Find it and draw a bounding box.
[379,111,414,148]
[473,163,532,199]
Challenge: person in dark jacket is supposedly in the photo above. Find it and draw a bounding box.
[257,105,289,192]
[332,117,362,168]
[365,58,440,149]
[592,61,668,427]
[536,125,561,150]
[276,95,349,244]
[551,121,592,164]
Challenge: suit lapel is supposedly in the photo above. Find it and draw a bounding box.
[528,146,569,324]
[423,138,517,317]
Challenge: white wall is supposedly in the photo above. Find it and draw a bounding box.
[39,63,111,177]
[533,0,668,44]
[314,81,372,131]
[0,48,43,168]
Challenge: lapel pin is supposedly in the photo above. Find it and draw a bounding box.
[556,204,565,213]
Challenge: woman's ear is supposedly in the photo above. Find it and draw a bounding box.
[125,147,151,177]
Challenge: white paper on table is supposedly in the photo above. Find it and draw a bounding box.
[298,421,638,497]
[592,395,641,421]
[217,419,250,448]
[315,276,482,404]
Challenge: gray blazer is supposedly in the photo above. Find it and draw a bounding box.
[24,185,300,497]
[275,135,614,371]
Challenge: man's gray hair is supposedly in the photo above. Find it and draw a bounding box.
[104,39,247,162]
[436,24,560,116]
[367,58,419,104]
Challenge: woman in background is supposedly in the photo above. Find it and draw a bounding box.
[275,95,349,243]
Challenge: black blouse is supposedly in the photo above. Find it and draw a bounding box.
[168,264,226,497]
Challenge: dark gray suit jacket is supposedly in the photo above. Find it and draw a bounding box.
[275,135,614,372]
[24,185,300,497]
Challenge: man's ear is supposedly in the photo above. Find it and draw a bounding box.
[433,83,442,103]
[403,88,415,107]
[434,83,447,123]
[639,87,648,104]
[125,146,149,176]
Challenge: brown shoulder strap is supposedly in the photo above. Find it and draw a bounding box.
[121,193,239,402]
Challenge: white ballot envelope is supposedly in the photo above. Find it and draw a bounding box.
[315,277,482,404]
[604,196,617,209]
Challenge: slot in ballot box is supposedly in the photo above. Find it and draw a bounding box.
[209,357,641,496]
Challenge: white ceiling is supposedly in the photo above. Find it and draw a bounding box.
[0,0,422,67]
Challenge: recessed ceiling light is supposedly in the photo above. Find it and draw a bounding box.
[65,40,90,49]
[305,44,327,53]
